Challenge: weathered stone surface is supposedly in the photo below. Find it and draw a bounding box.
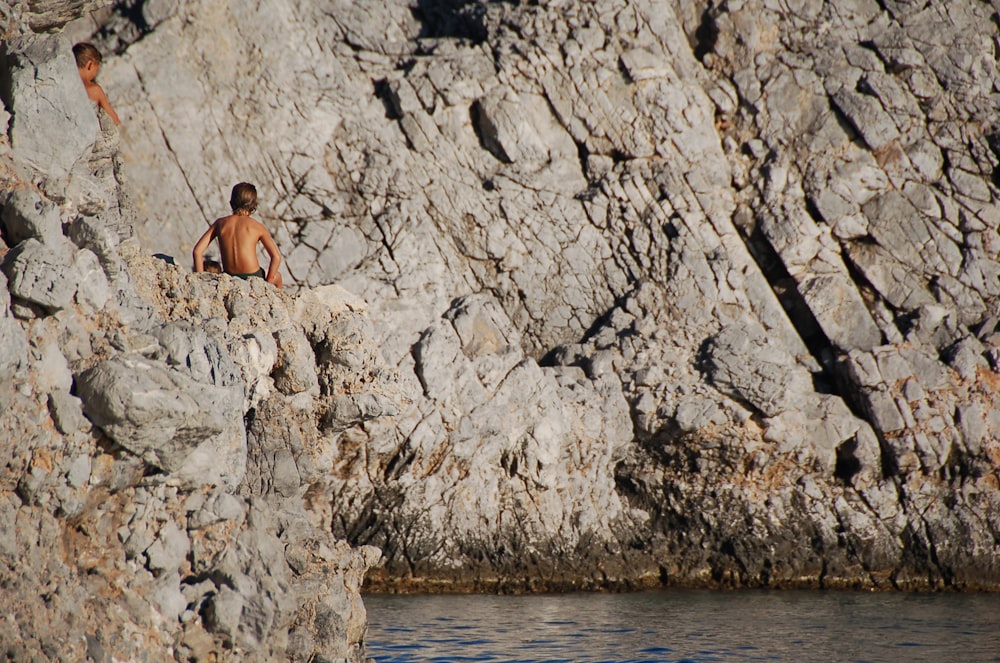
[3,2,1000,660]
[472,90,550,165]
[2,237,80,311]
[705,321,815,418]
[75,354,240,472]
[25,0,112,31]
[73,247,112,311]
[0,273,28,379]
[1,188,63,245]
[0,239,394,662]
[5,33,99,179]
[47,389,89,435]
[92,0,1000,594]
[66,214,123,274]
[273,327,320,395]
[0,301,28,378]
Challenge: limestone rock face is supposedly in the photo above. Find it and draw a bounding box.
[0,0,1000,628]
[23,0,111,32]
[90,0,1000,592]
[4,33,99,179]
[75,353,244,480]
[0,8,402,660]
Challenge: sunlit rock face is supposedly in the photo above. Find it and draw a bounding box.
[83,0,1000,593]
[0,3,403,659]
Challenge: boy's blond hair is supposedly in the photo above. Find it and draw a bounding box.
[73,42,103,68]
[229,182,258,214]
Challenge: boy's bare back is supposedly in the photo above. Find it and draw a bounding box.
[192,183,283,287]
[212,213,272,274]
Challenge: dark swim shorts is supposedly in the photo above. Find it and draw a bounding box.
[229,267,265,280]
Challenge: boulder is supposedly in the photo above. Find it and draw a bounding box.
[2,237,80,311]
[75,354,243,474]
[1,188,63,245]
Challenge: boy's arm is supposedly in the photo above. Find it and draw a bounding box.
[90,84,121,125]
[192,224,217,272]
[259,228,282,286]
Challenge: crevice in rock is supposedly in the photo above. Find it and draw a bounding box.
[112,1,153,35]
[93,0,156,54]
[984,130,1000,188]
[382,444,416,482]
[617,56,635,85]
[834,437,863,484]
[411,0,490,43]
[736,212,832,367]
[334,491,382,545]
[0,42,13,123]
[373,78,402,120]
[371,213,400,273]
[692,3,719,63]
[826,96,872,152]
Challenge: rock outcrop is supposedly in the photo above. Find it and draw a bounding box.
[0,3,401,659]
[0,0,1000,642]
[5,13,1000,663]
[92,0,1000,592]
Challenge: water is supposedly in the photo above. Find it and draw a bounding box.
[363,590,1000,663]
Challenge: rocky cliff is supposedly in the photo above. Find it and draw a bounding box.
[89,0,1000,592]
[0,3,403,660]
[3,7,1000,661]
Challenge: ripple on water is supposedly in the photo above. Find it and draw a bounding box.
[363,590,1000,663]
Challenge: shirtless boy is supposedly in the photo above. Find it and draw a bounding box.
[192,183,283,288]
[73,42,120,126]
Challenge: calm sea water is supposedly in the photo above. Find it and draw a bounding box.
[363,590,1000,663]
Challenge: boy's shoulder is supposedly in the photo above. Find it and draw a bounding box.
[216,213,265,231]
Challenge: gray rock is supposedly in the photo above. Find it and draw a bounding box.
[271,449,300,498]
[798,273,882,352]
[272,327,319,395]
[863,191,963,281]
[0,313,27,378]
[227,329,278,409]
[472,91,550,165]
[674,395,723,433]
[704,321,814,417]
[66,214,122,275]
[66,453,92,488]
[945,336,987,381]
[2,237,80,311]
[3,6,1000,660]
[6,33,99,179]
[150,320,244,387]
[47,389,90,435]
[73,247,112,311]
[150,571,188,622]
[174,425,248,491]
[75,354,241,473]
[204,585,244,643]
[25,0,113,31]
[141,0,178,29]
[1,188,63,245]
[830,88,901,152]
[145,521,190,573]
[188,492,246,529]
